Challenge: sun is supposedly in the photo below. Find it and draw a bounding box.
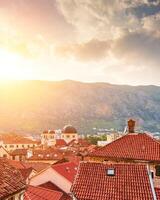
[0,48,31,80]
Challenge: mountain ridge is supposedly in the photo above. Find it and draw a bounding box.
[0,80,160,134]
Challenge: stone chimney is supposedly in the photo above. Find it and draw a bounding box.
[128,119,136,133]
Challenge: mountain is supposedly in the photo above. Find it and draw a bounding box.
[0,80,160,134]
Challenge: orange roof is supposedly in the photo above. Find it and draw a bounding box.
[52,162,78,183]
[0,158,26,199]
[56,139,67,146]
[90,133,160,162]
[10,148,27,156]
[7,159,26,169]
[24,185,62,200]
[0,134,38,144]
[22,162,50,172]
[71,162,154,200]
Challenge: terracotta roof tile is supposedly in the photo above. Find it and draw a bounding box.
[22,162,50,172]
[0,134,38,144]
[56,139,67,146]
[39,182,71,200]
[52,162,78,183]
[0,158,26,199]
[19,167,34,181]
[71,162,154,200]
[90,133,160,162]
[155,188,160,200]
[10,148,27,156]
[24,185,62,200]
[7,159,26,169]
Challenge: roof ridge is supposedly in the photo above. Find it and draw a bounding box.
[52,161,74,168]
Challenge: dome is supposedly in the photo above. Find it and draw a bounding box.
[62,125,77,134]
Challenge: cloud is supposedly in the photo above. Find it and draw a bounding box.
[55,39,110,62]
[113,31,160,68]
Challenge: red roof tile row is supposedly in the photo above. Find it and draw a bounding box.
[90,133,160,162]
[71,162,154,200]
[0,158,26,199]
[24,185,62,200]
[52,162,78,183]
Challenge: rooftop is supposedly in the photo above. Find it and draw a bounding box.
[90,132,160,162]
[0,158,26,199]
[62,125,77,134]
[0,134,38,144]
[52,162,78,183]
[71,162,154,200]
[24,185,62,200]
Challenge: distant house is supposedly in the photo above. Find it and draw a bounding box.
[89,119,160,188]
[41,125,78,147]
[0,158,26,200]
[0,134,38,152]
[30,162,78,194]
[0,145,10,158]
[10,148,28,161]
[26,148,64,164]
[71,162,157,200]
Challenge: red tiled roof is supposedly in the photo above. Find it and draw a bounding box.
[90,133,160,162]
[19,167,34,181]
[0,134,38,144]
[39,182,71,200]
[56,139,67,146]
[10,148,27,156]
[22,162,50,172]
[155,188,160,200]
[71,162,154,200]
[7,159,26,169]
[24,185,62,200]
[0,158,26,199]
[27,148,64,161]
[52,162,78,183]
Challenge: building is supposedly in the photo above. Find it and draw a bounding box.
[0,158,26,200]
[89,119,160,188]
[0,145,10,158]
[71,162,156,200]
[61,125,78,143]
[0,134,38,152]
[41,130,56,146]
[10,148,28,161]
[41,125,78,147]
[30,162,78,194]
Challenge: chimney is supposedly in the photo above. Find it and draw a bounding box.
[128,119,135,133]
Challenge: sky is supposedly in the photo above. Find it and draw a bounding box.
[0,0,160,85]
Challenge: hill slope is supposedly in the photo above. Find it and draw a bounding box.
[0,80,160,134]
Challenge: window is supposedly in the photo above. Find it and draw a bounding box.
[151,171,154,179]
[106,168,115,176]
[17,145,19,148]
[9,145,14,148]
[22,145,24,148]
[155,165,160,176]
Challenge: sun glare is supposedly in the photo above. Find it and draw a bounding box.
[0,48,31,81]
